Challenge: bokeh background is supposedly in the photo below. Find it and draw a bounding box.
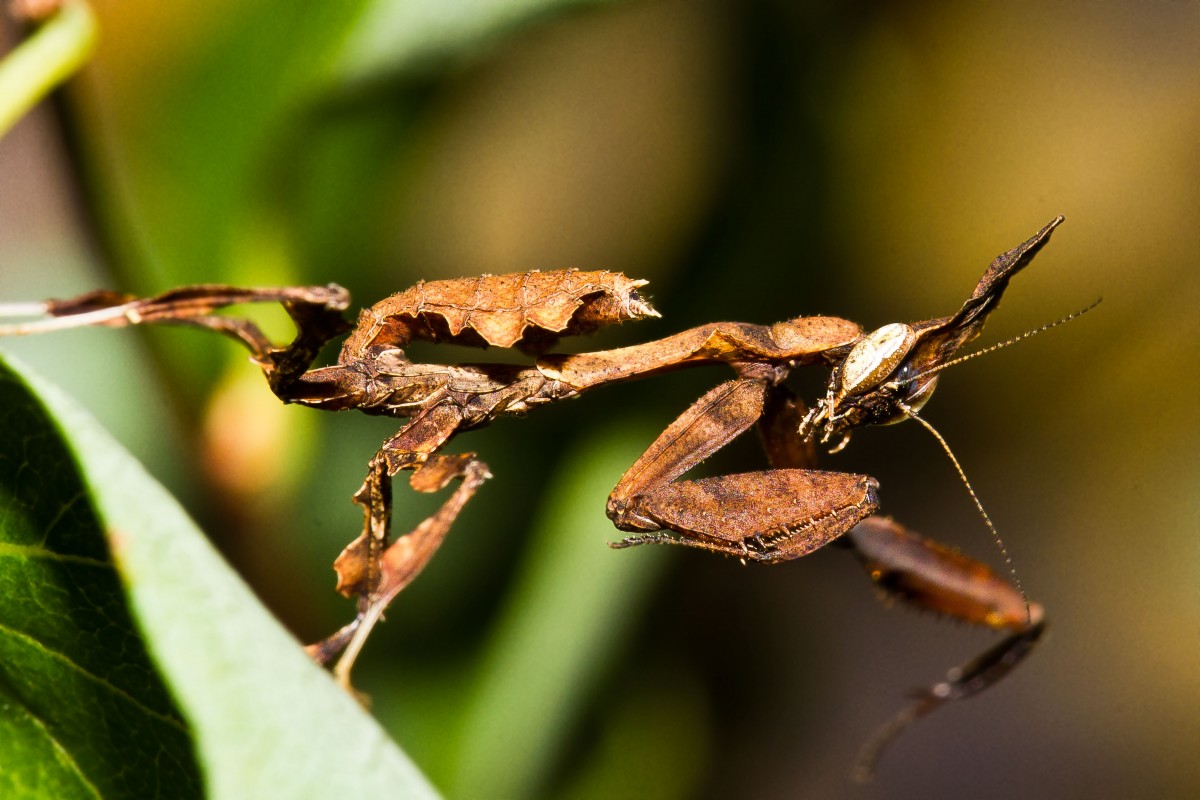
[1,1,1197,798]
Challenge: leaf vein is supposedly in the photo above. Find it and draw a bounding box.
[0,541,110,567]
[0,620,190,735]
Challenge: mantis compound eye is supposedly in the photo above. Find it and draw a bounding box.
[876,370,939,426]
[838,322,917,397]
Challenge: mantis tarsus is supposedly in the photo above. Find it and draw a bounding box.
[1,216,1079,778]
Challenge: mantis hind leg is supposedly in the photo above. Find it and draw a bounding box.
[748,386,1046,779]
[843,516,1045,781]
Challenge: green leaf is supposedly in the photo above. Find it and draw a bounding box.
[333,0,612,81]
[0,1,98,137]
[0,355,439,799]
[0,357,201,798]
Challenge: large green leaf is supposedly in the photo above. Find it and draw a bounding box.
[0,368,199,798]
[0,355,438,799]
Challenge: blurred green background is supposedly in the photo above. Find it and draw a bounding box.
[1,1,1197,798]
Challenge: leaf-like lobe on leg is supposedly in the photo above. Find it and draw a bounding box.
[846,516,1040,630]
[340,269,659,359]
[637,470,879,560]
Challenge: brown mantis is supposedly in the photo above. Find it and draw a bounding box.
[0,216,1078,777]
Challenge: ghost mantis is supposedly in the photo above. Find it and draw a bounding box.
[0,217,1089,777]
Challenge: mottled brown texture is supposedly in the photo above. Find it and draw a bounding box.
[538,316,860,390]
[1,221,1071,776]
[339,269,658,359]
[616,470,878,561]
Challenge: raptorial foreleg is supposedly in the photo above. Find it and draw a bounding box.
[608,378,877,561]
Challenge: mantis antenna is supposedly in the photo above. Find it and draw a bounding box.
[886,298,1102,623]
[897,399,1030,623]
[914,298,1102,383]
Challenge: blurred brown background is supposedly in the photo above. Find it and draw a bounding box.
[1,1,1197,798]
